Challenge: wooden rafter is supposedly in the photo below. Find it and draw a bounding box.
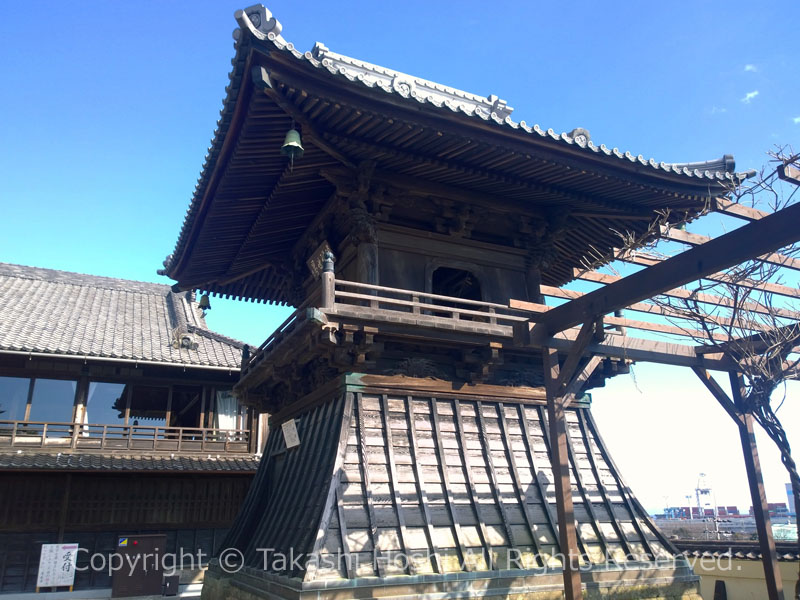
[712,197,771,221]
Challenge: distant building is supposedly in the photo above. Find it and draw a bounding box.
[0,263,263,593]
[789,483,797,516]
[749,503,788,518]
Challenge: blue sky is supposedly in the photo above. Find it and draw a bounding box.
[0,1,798,512]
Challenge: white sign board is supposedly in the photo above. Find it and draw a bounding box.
[37,543,78,589]
[282,418,300,449]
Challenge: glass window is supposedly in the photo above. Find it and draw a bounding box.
[85,382,127,425]
[0,376,31,421]
[28,379,77,423]
[214,390,238,430]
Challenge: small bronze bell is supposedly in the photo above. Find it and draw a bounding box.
[198,293,211,311]
[281,128,304,170]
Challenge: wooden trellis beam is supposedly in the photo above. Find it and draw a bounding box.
[659,225,800,272]
[612,249,800,301]
[528,200,800,340]
[569,272,800,321]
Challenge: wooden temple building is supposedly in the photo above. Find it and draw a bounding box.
[0,263,263,593]
[161,5,800,600]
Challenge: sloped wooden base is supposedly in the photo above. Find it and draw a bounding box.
[213,374,694,598]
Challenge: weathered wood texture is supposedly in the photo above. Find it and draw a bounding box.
[218,392,349,570]
[0,473,250,532]
[218,388,672,580]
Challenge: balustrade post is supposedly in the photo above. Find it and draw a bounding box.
[321,251,336,309]
[71,420,80,449]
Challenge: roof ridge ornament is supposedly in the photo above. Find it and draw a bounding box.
[310,41,514,120]
[234,4,282,40]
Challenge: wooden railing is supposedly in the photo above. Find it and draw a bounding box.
[240,293,319,379]
[0,421,251,454]
[332,279,531,327]
[239,273,534,376]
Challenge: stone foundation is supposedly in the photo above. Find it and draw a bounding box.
[201,560,702,600]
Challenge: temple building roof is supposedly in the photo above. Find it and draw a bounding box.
[162,4,746,304]
[0,451,259,473]
[0,263,244,369]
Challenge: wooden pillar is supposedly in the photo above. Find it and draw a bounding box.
[357,242,378,286]
[730,372,784,600]
[57,473,72,543]
[525,262,543,303]
[542,346,583,600]
[165,385,173,428]
[321,252,335,308]
[199,387,206,431]
[23,378,35,421]
[248,408,258,453]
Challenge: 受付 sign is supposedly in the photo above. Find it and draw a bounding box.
[36,543,78,589]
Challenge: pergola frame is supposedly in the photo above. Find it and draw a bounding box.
[516,199,800,600]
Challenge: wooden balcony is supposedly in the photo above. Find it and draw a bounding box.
[0,420,252,454]
[240,276,532,382]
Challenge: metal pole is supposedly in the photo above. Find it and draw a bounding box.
[730,372,784,600]
[543,346,583,600]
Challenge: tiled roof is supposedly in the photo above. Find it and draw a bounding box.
[0,263,244,369]
[675,540,799,561]
[0,451,259,472]
[162,3,747,284]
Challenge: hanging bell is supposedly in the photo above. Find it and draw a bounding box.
[280,128,304,163]
[198,293,211,311]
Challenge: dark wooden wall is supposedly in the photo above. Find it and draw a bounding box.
[0,472,252,532]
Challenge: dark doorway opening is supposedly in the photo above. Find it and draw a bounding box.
[431,267,482,301]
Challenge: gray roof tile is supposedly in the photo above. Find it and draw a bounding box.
[162,5,747,275]
[0,451,259,472]
[0,263,244,369]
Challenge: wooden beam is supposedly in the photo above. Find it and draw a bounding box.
[613,249,800,301]
[694,323,800,357]
[542,346,583,600]
[252,66,357,169]
[690,367,743,426]
[542,328,735,370]
[660,225,800,272]
[553,320,598,394]
[730,372,785,600]
[712,197,771,221]
[512,297,736,341]
[778,163,800,186]
[571,271,800,321]
[323,166,548,219]
[531,200,800,337]
[563,355,603,407]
